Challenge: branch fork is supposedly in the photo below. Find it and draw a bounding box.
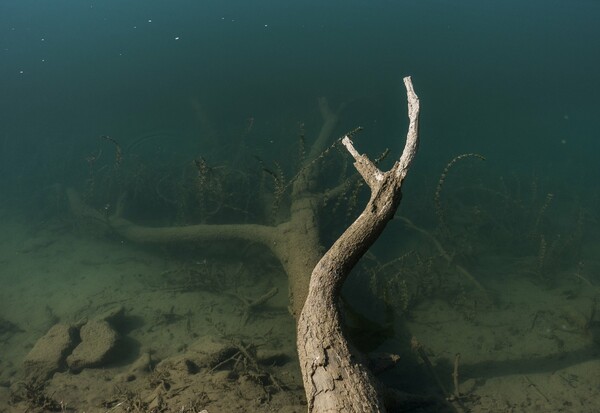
[298,76,421,412]
[342,76,420,190]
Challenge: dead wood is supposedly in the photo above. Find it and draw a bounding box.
[67,77,422,412]
[296,77,420,412]
[66,98,341,318]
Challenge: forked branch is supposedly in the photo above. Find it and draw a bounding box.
[297,76,420,413]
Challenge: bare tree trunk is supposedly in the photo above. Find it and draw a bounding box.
[66,77,421,413]
[297,77,420,413]
[66,186,319,318]
[66,98,341,319]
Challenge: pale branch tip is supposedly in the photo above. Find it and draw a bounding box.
[341,136,360,160]
[341,136,384,188]
[298,78,422,413]
[341,76,420,188]
[395,76,420,179]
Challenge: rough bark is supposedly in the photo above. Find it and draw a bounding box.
[66,77,420,413]
[297,77,420,413]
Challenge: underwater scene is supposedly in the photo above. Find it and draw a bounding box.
[1,0,599,412]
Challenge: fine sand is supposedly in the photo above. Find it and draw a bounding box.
[0,210,598,412]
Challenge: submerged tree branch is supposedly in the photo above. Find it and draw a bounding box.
[297,76,420,413]
[66,77,422,413]
[66,188,277,247]
[66,97,343,319]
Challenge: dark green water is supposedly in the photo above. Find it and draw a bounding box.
[2,0,599,193]
[1,0,599,410]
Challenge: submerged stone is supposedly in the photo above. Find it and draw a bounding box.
[66,320,119,372]
[23,323,77,381]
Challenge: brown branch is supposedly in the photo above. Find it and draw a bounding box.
[341,136,384,188]
[66,188,277,248]
[66,94,342,322]
[297,76,420,413]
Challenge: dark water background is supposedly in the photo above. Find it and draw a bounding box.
[1,0,599,304]
[2,0,599,193]
[1,1,600,406]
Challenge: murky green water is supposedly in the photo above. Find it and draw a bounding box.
[1,1,599,411]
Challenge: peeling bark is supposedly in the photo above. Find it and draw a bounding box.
[66,77,421,412]
[297,77,420,412]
